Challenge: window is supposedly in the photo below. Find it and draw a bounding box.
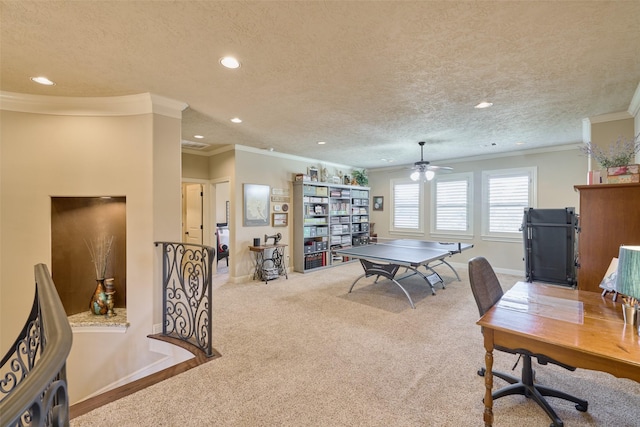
[482,167,536,239]
[431,172,473,236]
[390,179,422,233]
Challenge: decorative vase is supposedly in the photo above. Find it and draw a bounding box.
[90,278,108,315]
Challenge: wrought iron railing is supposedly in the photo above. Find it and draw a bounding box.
[0,264,73,427]
[155,242,215,357]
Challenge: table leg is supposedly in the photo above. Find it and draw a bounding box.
[253,251,264,281]
[483,329,494,427]
[275,247,288,279]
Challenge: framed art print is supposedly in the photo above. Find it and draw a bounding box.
[273,213,288,227]
[243,184,270,226]
[373,196,384,211]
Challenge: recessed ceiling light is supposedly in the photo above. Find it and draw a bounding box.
[31,76,55,86]
[220,56,240,69]
[317,141,326,145]
[193,135,204,139]
[230,117,242,123]
[475,101,493,109]
[515,141,525,145]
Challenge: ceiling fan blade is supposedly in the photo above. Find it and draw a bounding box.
[427,165,453,171]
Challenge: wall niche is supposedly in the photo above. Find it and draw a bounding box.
[51,197,126,316]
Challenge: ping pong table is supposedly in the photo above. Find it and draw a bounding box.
[333,239,473,309]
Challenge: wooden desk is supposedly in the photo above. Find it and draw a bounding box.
[248,244,288,283]
[477,281,640,426]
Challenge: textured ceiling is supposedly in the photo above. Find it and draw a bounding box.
[2,1,639,169]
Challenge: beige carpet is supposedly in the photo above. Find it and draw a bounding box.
[71,262,640,426]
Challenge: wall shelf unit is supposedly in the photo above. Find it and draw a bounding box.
[293,181,370,273]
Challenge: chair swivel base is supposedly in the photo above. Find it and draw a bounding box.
[478,357,588,427]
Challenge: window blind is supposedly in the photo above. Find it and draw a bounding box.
[435,179,468,231]
[488,174,529,233]
[393,182,420,229]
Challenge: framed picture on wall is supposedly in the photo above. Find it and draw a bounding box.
[307,167,319,182]
[373,196,384,211]
[243,184,270,226]
[273,213,288,227]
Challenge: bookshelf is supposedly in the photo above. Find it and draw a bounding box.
[293,181,370,273]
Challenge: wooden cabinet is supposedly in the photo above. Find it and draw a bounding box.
[293,181,369,273]
[574,183,640,292]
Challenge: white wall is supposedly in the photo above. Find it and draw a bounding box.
[368,146,587,273]
[215,182,230,224]
[0,93,184,404]
[230,147,354,281]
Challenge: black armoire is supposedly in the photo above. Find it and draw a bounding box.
[522,207,578,287]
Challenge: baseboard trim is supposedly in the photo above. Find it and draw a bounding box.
[69,335,221,419]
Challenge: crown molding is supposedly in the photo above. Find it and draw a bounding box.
[369,143,581,173]
[150,94,188,119]
[586,110,633,124]
[234,144,356,171]
[0,91,187,118]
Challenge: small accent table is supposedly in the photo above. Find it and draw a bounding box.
[249,244,288,283]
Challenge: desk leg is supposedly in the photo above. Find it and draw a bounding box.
[482,329,494,427]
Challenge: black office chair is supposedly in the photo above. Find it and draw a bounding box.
[468,256,588,427]
[216,228,229,267]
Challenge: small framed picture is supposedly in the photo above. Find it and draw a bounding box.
[273,213,288,227]
[343,174,351,185]
[307,167,319,182]
[373,196,384,211]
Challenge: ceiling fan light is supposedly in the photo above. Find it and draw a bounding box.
[410,171,420,181]
[425,170,435,181]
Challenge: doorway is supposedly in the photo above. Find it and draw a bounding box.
[183,183,203,245]
[213,181,230,275]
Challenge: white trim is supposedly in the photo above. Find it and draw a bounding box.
[182,144,236,156]
[448,261,523,278]
[430,172,474,236]
[0,91,187,118]
[481,166,537,239]
[234,144,355,171]
[75,343,193,404]
[71,324,128,333]
[389,178,424,234]
[629,81,640,118]
[582,118,594,170]
[187,143,363,182]
[369,143,580,173]
[587,110,633,124]
[150,93,188,118]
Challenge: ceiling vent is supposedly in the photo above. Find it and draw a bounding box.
[181,139,210,150]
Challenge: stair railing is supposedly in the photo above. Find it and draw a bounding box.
[154,242,215,357]
[0,264,73,427]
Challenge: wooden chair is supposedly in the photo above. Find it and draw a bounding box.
[468,256,588,427]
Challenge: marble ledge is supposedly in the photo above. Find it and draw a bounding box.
[68,309,129,333]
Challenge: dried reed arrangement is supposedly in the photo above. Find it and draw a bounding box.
[85,235,115,279]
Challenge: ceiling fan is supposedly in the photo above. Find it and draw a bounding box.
[410,141,453,181]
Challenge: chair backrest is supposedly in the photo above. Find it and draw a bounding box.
[468,256,504,317]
